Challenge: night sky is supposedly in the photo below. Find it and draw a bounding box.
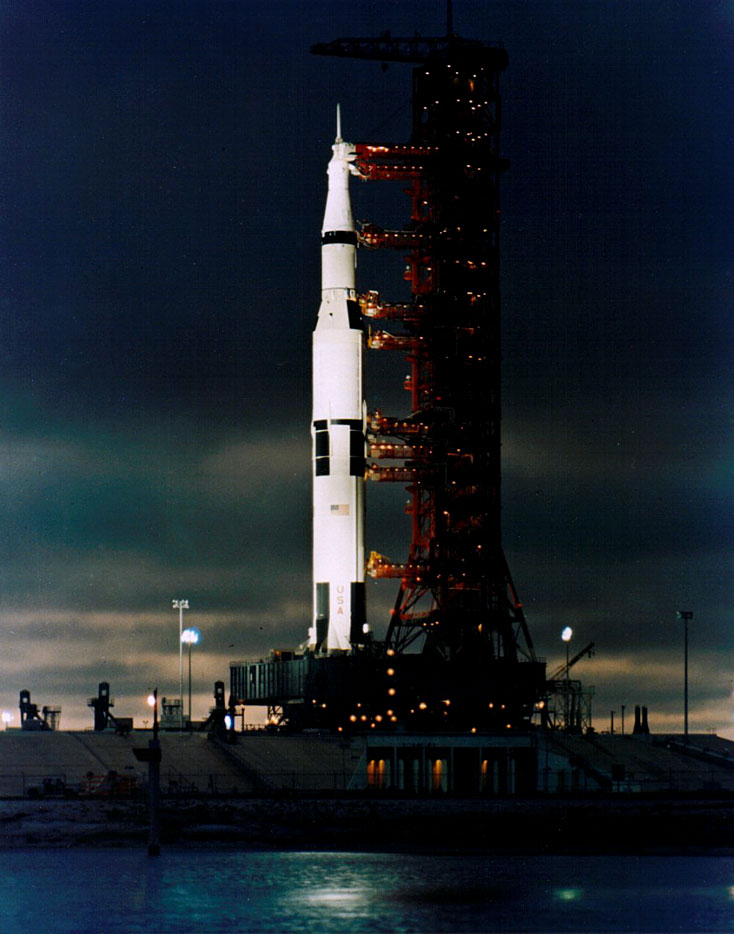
[1,1,731,733]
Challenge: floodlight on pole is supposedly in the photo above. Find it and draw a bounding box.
[181,627,201,725]
[172,599,189,730]
[561,627,573,730]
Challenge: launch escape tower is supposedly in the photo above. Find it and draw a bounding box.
[230,29,546,732]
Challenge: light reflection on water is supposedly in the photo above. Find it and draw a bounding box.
[555,887,583,902]
[1,849,734,932]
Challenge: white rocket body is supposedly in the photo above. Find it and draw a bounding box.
[310,112,366,653]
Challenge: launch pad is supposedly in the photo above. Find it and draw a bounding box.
[232,650,544,733]
[231,28,547,733]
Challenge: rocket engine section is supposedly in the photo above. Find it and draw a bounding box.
[310,108,367,653]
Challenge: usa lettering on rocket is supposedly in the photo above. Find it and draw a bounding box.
[309,107,367,653]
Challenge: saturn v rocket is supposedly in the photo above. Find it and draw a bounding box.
[309,108,366,653]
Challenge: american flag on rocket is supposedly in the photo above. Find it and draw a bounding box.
[330,504,350,515]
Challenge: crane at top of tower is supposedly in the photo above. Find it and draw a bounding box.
[312,33,507,67]
[312,0,506,69]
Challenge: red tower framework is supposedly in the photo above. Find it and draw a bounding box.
[321,40,538,663]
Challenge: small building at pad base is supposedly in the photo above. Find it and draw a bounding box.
[355,733,537,795]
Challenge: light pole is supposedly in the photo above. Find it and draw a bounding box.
[181,627,201,726]
[134,690,162,856]
[678,611,693,738]
[561,626,573,730]
[172,599,189,730]
[146,689,160,855]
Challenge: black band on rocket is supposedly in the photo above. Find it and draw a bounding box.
[330,418,363,428]
[321,230,358,246]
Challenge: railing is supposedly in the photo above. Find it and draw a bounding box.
[5,766,734,799]
[0,770,248,799]
[541,765,734,795]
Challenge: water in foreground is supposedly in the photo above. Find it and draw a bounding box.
[2,848,734,932]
